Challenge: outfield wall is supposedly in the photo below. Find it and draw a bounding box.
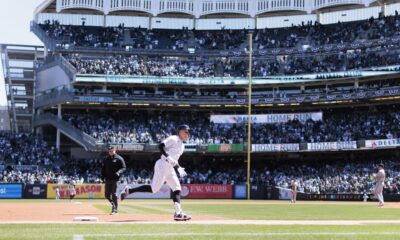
[2,183,400,201]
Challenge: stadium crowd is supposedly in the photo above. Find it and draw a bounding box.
[66,46,400,77]
[260,159,400,195]
[2,148,400,195]
[40,14,400,51]
[64,106,400,145]
[68,54,219,77]
[0,132,62,166]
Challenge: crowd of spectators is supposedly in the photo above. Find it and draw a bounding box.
[40,14,400,51]
[40,20,124,48]
[0,132,63,166]
[72,78,398,101]
[266,159,400,194]
[65,111,211,144]
[212,107,400,144]
[2,150,400,195]
[66,45,400,77]
[0,168,102,185]
[64,106,400,145]
[68,54,220,77]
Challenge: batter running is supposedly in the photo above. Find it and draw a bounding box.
[120,124,191,221]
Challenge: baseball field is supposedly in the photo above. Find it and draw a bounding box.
[1,199,400,239]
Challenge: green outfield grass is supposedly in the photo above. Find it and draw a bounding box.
[1,199,400,240]
[96,199,400,220]
[1,224,400,240]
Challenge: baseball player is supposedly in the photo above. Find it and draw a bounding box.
[290,179,298,203]
[120,125,191,221]
[69,180,76,201]
[374,163,385,207]
[55,186,60,200]
[102,146,126,215]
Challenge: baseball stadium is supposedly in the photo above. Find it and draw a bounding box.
[1,0,400,239]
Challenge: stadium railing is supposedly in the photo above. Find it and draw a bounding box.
[33,112,103,151]
[30,21,57,51]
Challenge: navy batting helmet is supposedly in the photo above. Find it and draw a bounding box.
[177,124,190,132]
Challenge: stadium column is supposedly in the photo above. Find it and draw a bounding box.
[354,79,359,89]
[379,2,385,16]
[247,32,253,200]
[56,104,61,151]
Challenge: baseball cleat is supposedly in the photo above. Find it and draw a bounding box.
[174,212,191,221]
[120,186,129,201]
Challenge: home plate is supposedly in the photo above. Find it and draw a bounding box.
[74,202,83,205]
[73,216,98,222]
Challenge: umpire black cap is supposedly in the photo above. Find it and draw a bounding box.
[108,145,115,150]
[177,124,190,132]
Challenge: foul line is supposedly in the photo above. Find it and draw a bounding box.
[73,232,400,240]
[4,220,400,225]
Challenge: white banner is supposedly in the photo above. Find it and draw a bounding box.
[307,141,357,151]
[211,112,322,124]
[76,67,400,85]
[110,144,144,152]
[116,184,170,199]
[252,144,299,152]
[278,187,292,200]
[365,139,400,149]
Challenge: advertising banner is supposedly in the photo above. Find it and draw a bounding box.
[365,139,400,149]
[250,185,267,200]
[76,67,400,85]
[116,184,170,199]
[181,184,232,199]
[307,141,357,151]
[23,184,47,199]
[184,144,197,152]
[0,184,23,198]
[47,184,105,199]
[207,144,220,152]
[78,96,113,103]
[278,187,292,200]
[109,143,145,152]
[306,194,363,201]
[234,185,247,199]
[252,144,300,152]
[220,144,232,153]
[231,144,244,152]
[210,112,322,124]
[207,144,244,153]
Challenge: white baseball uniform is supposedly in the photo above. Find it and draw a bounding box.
[150,135,184,193]
[69,182,76,196]
[55,188,60,200]
[374,169,385,205]
[291,180,298,203]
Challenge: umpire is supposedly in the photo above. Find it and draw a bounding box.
[102,146,126,215]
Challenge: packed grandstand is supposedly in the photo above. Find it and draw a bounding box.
[2,0,400,199]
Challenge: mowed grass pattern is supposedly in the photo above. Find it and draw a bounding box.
[1,224,400,240]
[2,200,400,239]
[103,200,400,220]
